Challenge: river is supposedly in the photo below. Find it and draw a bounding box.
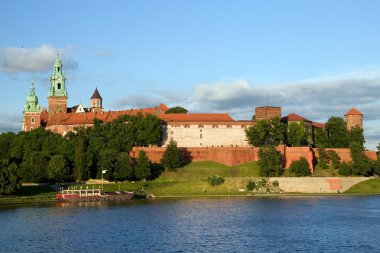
[0,196,379,252]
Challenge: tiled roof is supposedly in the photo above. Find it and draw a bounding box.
[47,104,169,126]
[345,107,362,116]
[311,122,325,128]
[159,113,234,122]
[281,113,312,123]
[40,108,49,125]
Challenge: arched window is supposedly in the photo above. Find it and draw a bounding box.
[57,83,61,89]
[31,117,35,124]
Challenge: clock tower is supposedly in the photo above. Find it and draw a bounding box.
[48,54,68,118]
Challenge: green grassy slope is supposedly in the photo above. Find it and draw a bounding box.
[345,179,380,194]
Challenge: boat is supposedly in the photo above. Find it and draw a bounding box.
[56,189,135,202]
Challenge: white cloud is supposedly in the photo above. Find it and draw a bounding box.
[0,44,79,73]
[0,113,22,133]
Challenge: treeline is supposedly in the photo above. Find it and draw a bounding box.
[0,113,164,194]
[245,116,380,177]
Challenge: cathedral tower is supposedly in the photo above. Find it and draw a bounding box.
[22,80,41,131]
[90,87,103,112]
[48,54,67,117]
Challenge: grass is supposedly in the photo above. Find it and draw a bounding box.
[0,185,57,204]
[345,179,380,194]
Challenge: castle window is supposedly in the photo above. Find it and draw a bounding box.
[199,125,204,128]
[58,67,60,72]
[200,134,202,138]
[212,125,218,128]
[184,125,190,128]
[58,83,61,89]
[31,117,35,124]
[227,125,232,128]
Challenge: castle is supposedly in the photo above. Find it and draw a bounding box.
[23,55,364,149]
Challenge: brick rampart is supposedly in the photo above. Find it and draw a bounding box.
[313,148,378,163]
[131,146,377,173]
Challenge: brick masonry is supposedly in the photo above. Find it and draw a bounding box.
[131,146,378,173]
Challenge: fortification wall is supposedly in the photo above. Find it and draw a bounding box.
[313,148,378,163]
[269,177,369,193]
[131,146,377,173]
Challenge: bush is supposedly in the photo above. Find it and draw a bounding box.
[161,139,183,171]
[338,162,352,176]
[246,180,256,191]
[327,150,341,169]
[207,175,225,186]
[289,157,311,176]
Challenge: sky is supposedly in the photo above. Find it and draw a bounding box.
[1,0,380,149]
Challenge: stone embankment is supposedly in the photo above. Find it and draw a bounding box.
[268,177,370,193]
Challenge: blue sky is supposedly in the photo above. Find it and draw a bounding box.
[1,0,380,149]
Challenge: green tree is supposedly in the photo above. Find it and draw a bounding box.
[97,149,118,181]
[161,139,183,171]
[325,117,349,148]
[338,162,352,176]
[258,146,284,177]
[286,122,306,147]
[349,126,365,148]
[350,142,370,176]
[326,150,341,169]
[245,117,284,147]
[114,152,135,181]
[47,155,70,182]
[135,150,151,180]
[0,160,21,195]
[289,157,312,176]
[73,137,87,182]
[165,106,188,114]
[315,128,329,148]
[317,146,329,170]
[0,132,16,160]
[19,151,48,183]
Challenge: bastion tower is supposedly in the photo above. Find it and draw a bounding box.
[48,54,67,118]
[345,107,363,130]
[22,81,41,131]
[90,87,103,112]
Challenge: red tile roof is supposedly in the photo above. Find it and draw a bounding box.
[159,113,234,122]
[345,107,362,116]
[311,122,325,128]
[281,113,312,123]
[47,104,169,126]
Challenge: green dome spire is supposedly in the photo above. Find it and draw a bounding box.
[49,53,67,97]
[24,80,40,113]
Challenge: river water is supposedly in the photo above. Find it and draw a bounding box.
[1,196,380,252]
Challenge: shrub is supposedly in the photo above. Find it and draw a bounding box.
[327,150,341,169]
[272,180,279,188]
[161,139,183,171]
[207,175,225,186]
[289,157,312,176]
[246,180,256,191]
[338,162,352,176]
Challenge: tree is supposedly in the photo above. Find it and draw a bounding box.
[73,137,87,182]
[289,157,312,176]
[0,160,21,195]
[317,146,329,170]
[325,117,349,148]
[326,150,341,169]
[165,106,188,114]
[315,128,329,148]
[338,162,352,176]
[19,151,48,183]
[245,117,284,147]
[286,122,306,147]
[349,126,365,148]
[135,150,151,180]
[47,155,70,182]
[161,139,183,171]
[258,146,284,177]
[97,149,118,181]
[350,142,370,176]
[114,152,135,181]
[0,132,16,160]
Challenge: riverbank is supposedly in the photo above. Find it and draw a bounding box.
[1,161,379,205]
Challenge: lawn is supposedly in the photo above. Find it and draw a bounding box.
[345,179,380,194]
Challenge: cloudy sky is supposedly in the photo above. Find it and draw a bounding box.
[1,0,380,149]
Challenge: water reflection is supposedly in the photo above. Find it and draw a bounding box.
[0,196,379,252]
